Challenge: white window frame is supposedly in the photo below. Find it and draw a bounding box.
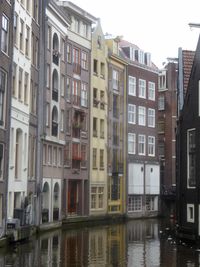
[1,14,9,54]
[128,104,136,124]
[148,136,155,156]
[158,95,165,110]
[138,106,146,126]
[113,69,119,90]
[128,76,136,96]
[187,204,194,223]
[139,79,146,98]
[81,82,87,107]
[128,133,136,154]
[148,108,155,127]
[138,134,146,155]
[128,196,142,212]
[148,81,155,101]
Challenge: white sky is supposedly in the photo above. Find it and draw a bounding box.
[70,0,200,68]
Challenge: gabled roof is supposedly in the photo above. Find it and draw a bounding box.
[182,50,195,95]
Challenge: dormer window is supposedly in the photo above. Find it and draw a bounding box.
[138,50,145,64]
[129,47,135,61]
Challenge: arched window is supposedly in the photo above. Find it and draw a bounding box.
[52,69,58,101]
[52,106,58,137]
[52,33,59,65]
[15,129,22,179]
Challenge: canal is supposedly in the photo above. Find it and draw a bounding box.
[0,218,200,266]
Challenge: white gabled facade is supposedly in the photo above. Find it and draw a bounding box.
[7,0,32,218]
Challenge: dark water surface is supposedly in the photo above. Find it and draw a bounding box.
[0,218,200,266]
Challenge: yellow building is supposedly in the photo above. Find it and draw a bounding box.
[105,36,127,214]
[90,19,108,215]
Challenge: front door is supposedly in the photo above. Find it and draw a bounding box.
[68,181,77,214]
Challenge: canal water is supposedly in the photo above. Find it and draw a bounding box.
[0,218,200,266]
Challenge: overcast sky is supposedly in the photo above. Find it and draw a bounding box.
[70,0,200,68]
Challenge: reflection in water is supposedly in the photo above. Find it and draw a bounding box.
[0,219,200,266]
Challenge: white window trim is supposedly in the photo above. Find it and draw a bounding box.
[128,104,136,124]
[148,108,155,128]
[128,133,136,154]
[148,81,155,101]
[187,204,194,223]
[128,76,136,96]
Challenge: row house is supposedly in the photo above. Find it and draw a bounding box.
[56,1,97,216]
[7,0,34,223]
[0,0,13,235]
[41,1,70,225]
[120,40,160,218]
[90,19,108,216]
[176,43,199,240]
[105,36,127,214]
[158,60,178,217]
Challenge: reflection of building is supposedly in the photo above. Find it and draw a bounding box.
[0,0,13,235]
[106,36,127,214]
[119,40,160,218]
[127,219,160,267]
[56,1,97,216]
[90,19,108,216]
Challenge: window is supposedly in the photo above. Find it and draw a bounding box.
[66,44,72,63]
[74,18,80,33]
[61,75,65,97]
[81,82,87,107]
[138,50,145,64]
[28,135,36,179]
[0,144,4,179]
[81,144,87,168]
[100,62,105,78]
[158,121,165,133]
[52,106,58,136]
[47,26,51,50]
[128,76,136,96]
[187,204,194,223]
[66,77,71,101]
[93,59,98,74]
[60,110,64,132]
[148,136,155,156]
[138,134,146,155]
[15,129,22,179]
[61,38,65,61]
[148,108,155,127]
[128,133,136,154]
[1,15,9,54]
[81,51,88,70]
[93,148,97,168]
[146,196,156,211]
[64,143,70,166]
[139,79,146,98]
[159,72,167,90]
[25,26,30,57]
[187,129,196,187]
[19,19,24,51]
[53,147,57,166]
[46,103,50,127]
[58,148,62,166]
[12,63,17,97]
[52,70,58,101]
[100,149,104,169]
[13,13,18,46]
[82,22,88,37]
[18,68,23,101]
[128,196,142,211]
[128,104,136,124]
[129,47,135,61]
[148,82,155,100]
[113,70,119,90]
[100,119,104,138]
[100,91,105,109]
[0,70,6,125]
[73,48,80,74]
[46,64,50,88]
[48,145,52,165]
[24,72,29,104]
[138,106,146,126]
[158,95,165,110]
[93,117,97,137]
[91,187,104,209]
